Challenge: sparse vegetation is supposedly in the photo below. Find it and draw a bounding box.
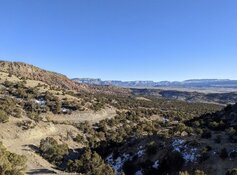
[1,61,236,175]
[0,142,27,175]
[226,168,237,175]
[67,148,114,175]
[39,137,69,166]
[0,110,9,123]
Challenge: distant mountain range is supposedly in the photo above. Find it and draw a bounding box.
[72,78,237,89]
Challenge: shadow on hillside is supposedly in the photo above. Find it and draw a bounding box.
[27,169,57,174]
[22,144,40,152]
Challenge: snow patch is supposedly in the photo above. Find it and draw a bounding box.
[182,148,197,162]
[172,139,185,152]
[135,170,143,175]
[106,146,148,174]
[172,139,198,162]
[106,153,132,175]
[163,118,170,123]
[136,149,145,158]
[35,99,46,106]
[152,160,160,169]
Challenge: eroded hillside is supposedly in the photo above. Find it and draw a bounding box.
[0,61,131,96]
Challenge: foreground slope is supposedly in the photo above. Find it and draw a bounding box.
[0,60,231,175]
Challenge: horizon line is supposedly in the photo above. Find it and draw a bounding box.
[73,77,235,83]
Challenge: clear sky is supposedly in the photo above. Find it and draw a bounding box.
[0,0,237,81]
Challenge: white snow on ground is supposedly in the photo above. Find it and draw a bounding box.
[172,139,198,162]
[106,146,145,175]
[152,160,160,169]
[136,149,145,158]
[106,154,113,163]
[106,153,132,175]
[182,148,197,162]
[35,99,46,106]
[163,118,170,123]
[62,108,70,113]
[172,139,185,152]
[135,170,143,175]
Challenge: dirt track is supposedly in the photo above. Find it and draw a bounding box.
[0,107,117,175]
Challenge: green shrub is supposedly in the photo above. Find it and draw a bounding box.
[0,110,9,123]
[201,129,212,139]
[179,169,206,175]
[214,135,222,144]
[40,137,69,166]
[74,134,86,144]
[226,168,237,175]
[159,151,184,174]
[220,148,228,159]
[66,148,114,175]
[0,142,27,175]
[146,141,158,155]
[226,127,236,136]
[194,170,206,175]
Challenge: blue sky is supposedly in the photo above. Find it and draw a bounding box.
[0,0,237,81]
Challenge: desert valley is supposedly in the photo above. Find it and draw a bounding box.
[0,61,237,175]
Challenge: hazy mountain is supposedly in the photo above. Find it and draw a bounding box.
[72,78,156,87]
[73,78,237,89]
